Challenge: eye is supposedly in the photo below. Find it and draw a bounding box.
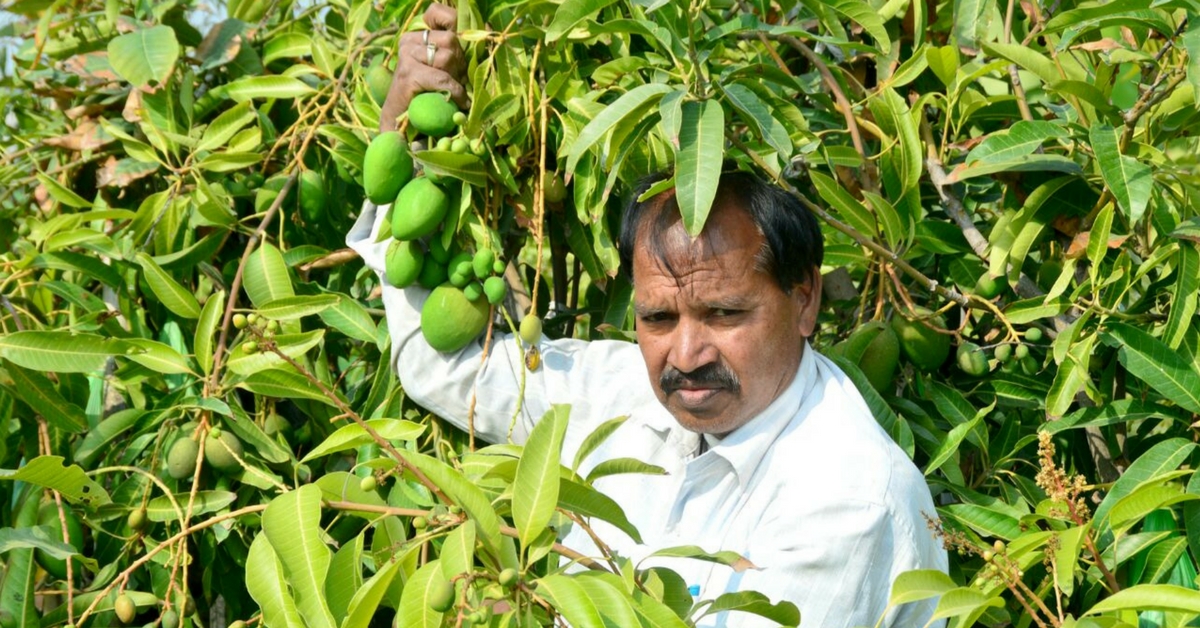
[711,308,743,318]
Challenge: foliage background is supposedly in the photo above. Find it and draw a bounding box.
[3,0,1200,626]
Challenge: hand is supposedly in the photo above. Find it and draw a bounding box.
[380,3,468,132]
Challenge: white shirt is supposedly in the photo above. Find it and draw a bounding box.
[348,204,948,627]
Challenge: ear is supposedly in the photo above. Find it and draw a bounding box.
[792,271,823,338]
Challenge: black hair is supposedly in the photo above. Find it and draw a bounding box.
[617,170,824,293]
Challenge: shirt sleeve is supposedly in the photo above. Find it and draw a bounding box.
[346,201,649,449]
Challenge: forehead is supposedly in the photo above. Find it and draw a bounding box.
[631,201,770,301]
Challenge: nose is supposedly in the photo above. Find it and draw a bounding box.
[668,317,717,374]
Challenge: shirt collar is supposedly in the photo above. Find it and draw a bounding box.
[707,342,818,490]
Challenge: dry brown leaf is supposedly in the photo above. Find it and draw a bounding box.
[44,119,114,153]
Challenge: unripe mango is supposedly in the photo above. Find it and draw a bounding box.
[483,276,507,305]
[891,307,951,371]
[519,314,542,345]
[472,248,495,279]
[363,132,414,205]
[956,342,989,376]
[167,437,199,480]
[409,92,460,138]
[385,239,424,288]
[421,285,490,352]
[204,430,243,473]
[418,259,448,289]
[114,593,136,624]
[391,178,448,241]
[839,321,900,393]
[428,579,456,612]
[366,59,392,106]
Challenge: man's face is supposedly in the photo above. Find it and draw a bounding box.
[632,200,822,436]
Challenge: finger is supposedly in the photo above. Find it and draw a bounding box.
[423,3,458,31]
[404,68,470,110]
[400,30,465,76]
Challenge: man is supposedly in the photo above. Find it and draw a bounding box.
[350,6,947,626]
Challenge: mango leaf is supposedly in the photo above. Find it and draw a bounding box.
[535,574,606,628]
[966,121,1068,164]
[239,368,343,406]
[889,569,957,606]
[0,539,37,628]
[413,151,487,187]
[1094,439,1197,534]
[810,169,877,237]
[930,587,1003,620]
[120,338,193,375]
[513,405,570,549]
[404,453,503,555]
[944,154,1081,183]
[226,76,316,102]
[195,290,225,376]
[35,173,91,208]
[135,252,201,319]
[342,552,406,628]
[698,591,800,626]
[262,485,336,628]
[439,522,476,580]
[545,0,620,41]
[675,99,724,237]
[256,295,340,320]
[1052,524,1089,596]
[300,419,424,461]
[146,490,236,522]
[325,535,363,624]
[0,331,122,373]
[1085,584,1200,614]
[107,26,179,87]
[0,362,86,433]
[225,329,324,377]
[828,0,890,53]
[572,415,628,471]
[1164,243,1199,349]
[317,295,378,343]
[559,479,643,544]
[246,534,306,628]
[1090,125,1152,224]
[868,87,922,197]
[396,559,445,628]
[1109,485,1198,535]
[244,242,295,307]
[0,456,110,507]
[924,415,981,477]
[942,503,1023,540]
[1103,322,1200,415]
[722,82,791,156]
[572,574,642,628]
[566,83,671,176]
[641,545,757,572]
[584,457,666,483]
[197,101,256,152]
[0,527,97,571]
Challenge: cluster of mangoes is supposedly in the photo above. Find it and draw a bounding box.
[425,565,520,624]
[164,423,244,480]
[831,306,952,393]
[363,92,515,353]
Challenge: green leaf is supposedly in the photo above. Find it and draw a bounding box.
[318,295,378,343]
[513,405,570,550]
[396,560,446,628]
[300,419,424,461]
[535,574,606,628]
[197,101,256,152]
[942,503,1023,539]
[439,522,476,580]
[559,479,643,544]
[1093,438,1197,534]
[0,362,85,433]
[262,485,336,628]
[584,457,667,483]
[195,290,225,376]
[1052,524,1089,596]
[35,173,91,208]
[1109,484,1198,534]
[571,574,643,628]
[120,338,193,375]
[413,151,488,187]
[545,0,620,41]
[926,45,959,87]
[572,415,628,472]
[1103,322,1200,415]
[263,33,311,64]
[246,534,306,628]
[566,84,671,176]
[136,252,200,319]
[722,82,791,156]
[983,41,1081,84]
[404,453,503,555]
[1141,535,1188,585]
[828,0,890,53]
[966,121,1069,164]
[0,526,94,569]
[0,456,110,507]
[146,490,235,522]
[325,535,363,624]
[342,551,405,628]
[943,154,1082,183]
[197,152,262,173]
[1164,243,1200,349]
[1085,584,1200,614]
[924,415,981,476]
[810,169,877,238]
[226,75,317,102]
[225,330,324,377]
[867,87,922,198]
[107,26,179,87]
[0,539,37,628]
[256,295,340,320]
[675,99,725,237]
[0,332,121,374]
[888,569,957,606]
[642,545,757,572]
[1090,125,1152,224]
[244,242,295,307]
[239,368,342,406]
[929,587,1003,620]
[699,591,801,626]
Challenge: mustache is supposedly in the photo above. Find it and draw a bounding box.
[660,363,739,394]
